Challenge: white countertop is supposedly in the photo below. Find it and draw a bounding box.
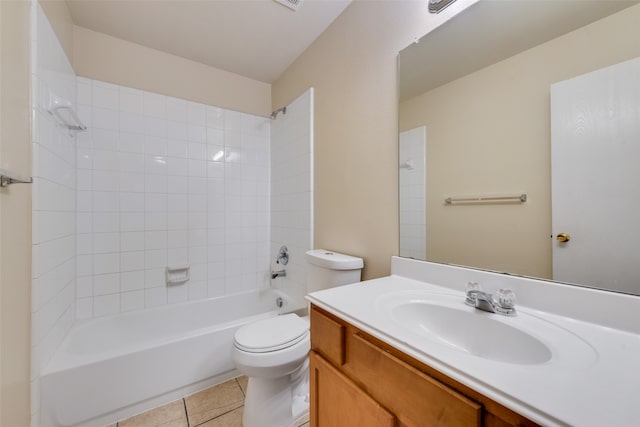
[306,259,640,427]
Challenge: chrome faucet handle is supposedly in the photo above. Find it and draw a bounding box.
[276,245,289,265]
[465,281,482,305]
[493,288,517,316]
[495,288,516,308]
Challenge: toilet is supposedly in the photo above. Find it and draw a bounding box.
[231,249,364,427]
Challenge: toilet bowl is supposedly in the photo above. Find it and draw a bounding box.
[231,314,310,427]
[231,249,363,427]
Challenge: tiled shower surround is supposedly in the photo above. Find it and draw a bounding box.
[32,6,312,424]
[74,78,272,319]
[31,4,78,423]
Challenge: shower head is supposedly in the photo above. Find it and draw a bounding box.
[270,106,287,120]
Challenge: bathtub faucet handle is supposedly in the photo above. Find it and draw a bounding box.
[276,245,289,265]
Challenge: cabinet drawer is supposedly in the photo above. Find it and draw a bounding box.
[310,306,345,365]
[310,351,396,427]
[348,333,482,427]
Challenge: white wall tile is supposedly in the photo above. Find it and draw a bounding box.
[187,102,206,126]
[144,268,165,289]
[77,234,92,255]
[144,117,166,137]
[77,148,92,169]
[76,298,93,319]
[93,294,120,317]
[167,284,188,304]
[188,125,206,143]
[145,249,167,269]
[93,107,118,130]
[167,176,188,194]
[145,213,167,230]
[167,98,187,123]
[145,287,167,308]
[93,273,120,296]
[93,191,119,212]
[145,231,167,249]
[119,87,143,114]
[120,193,145,212]
[188,282,207,301]
[77,276,93,298]
[92,232,119,254]
[93,149,119,171]
[121,290,145,312]
[72,77,278,320]
[121,270,145,292]
[168,230,188,248]
[121,232,145,252]
[206,106,225,130]
[93,253,120,275]
[93,170,118,192]
[92,129,118,151]
[120,213,145,231]
[143,92,166,118]
[145,193,167,212]
[93,212,119,233]
[168,247,188,265]
[119,111,146,134]
[120,251,145,272]
[119,132,145,153]
[119,172,145,193]
[207,128,224,146]
[146,155,168,175]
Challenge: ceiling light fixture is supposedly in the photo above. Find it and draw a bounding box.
[429,0,457,14]
[273,0,305,12]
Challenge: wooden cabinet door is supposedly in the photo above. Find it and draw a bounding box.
[347,333,482,427]
[310,351,396,427]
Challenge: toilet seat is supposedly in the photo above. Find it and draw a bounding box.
[234,314,309,353]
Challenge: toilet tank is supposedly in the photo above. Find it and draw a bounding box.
[305,249,364,293]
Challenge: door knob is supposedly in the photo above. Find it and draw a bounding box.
[556,233,571,243]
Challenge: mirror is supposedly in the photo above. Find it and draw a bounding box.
[398,0,640,295]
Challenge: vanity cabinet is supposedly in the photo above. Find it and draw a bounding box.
[309,305,540,427]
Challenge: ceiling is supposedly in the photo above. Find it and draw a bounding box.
[399,0,638,101]
[66,0,352,83]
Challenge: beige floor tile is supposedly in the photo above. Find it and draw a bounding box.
[104,424,117,427]
[185,379,244,426]
[118,400,187,427]
[197,407,243,427]
[235,376,248,395]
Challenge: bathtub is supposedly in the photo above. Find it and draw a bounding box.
[40,289,295,427]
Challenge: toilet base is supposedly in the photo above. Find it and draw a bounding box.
[242,359,309,427]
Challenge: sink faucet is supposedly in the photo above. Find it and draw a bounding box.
[465,284,516,316]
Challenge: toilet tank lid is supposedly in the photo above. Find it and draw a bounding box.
[305,249,364,270]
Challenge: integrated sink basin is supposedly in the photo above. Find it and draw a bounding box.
[391,300,551,364]
[377,291,597,366]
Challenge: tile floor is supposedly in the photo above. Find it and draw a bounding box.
[106,376,310,427]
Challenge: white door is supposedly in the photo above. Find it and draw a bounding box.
[551,57,640,294]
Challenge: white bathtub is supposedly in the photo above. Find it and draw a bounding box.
[40,289,294,427]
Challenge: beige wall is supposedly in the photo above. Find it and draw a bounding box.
[400,4,640,279]
[39,0,74,63]
[0,0,32,425]
[73,26,272,117]
[272,0,468,280]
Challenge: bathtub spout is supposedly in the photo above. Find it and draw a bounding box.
[271,269,286,279]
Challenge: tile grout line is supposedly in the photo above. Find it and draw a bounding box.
[193,403,244,427]
[235,377,246,398]
[183,398,190,427]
